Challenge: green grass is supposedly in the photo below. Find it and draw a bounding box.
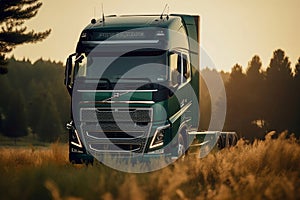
[0,132,299,200]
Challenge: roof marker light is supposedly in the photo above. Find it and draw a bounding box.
[91,19,96,24]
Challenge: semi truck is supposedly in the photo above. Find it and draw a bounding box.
[64,13,237,165]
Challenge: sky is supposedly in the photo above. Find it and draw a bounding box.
[10,0,300,72]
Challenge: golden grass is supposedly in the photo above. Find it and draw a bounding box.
[0,143,68,169]
[0,132,299,200]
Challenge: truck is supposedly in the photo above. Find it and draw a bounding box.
[64,13,238,166]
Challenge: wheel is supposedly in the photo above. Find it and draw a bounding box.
[217,135,225,149]
[228,134,238,146]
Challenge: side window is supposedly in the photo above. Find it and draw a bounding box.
[181,54,190,80]
[169,52,190,85]
[75,54,87,77]
[170,53,179,85]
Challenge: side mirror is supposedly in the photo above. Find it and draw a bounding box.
[64,57,71,86]
[64,53,76,93]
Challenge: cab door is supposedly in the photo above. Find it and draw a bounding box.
[168,50,193,138]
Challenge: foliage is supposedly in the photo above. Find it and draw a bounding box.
[1,89,27,141]
[0,57,69,142]
[0,133,299,200]
[0,0,51,73]
[224,49,300,139]
[199,68,230,130]
[0,48,299,142]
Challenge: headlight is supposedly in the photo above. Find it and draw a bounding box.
[149,124,170,149]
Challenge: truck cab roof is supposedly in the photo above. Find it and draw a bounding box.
[84,15,182,30]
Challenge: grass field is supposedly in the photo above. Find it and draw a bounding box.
[0,132,299,200]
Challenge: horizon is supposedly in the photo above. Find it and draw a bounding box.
[8,0,300,72]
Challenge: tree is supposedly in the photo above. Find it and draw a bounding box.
[2,89,27,144]
[224,64,248,136]
[246,55,263,77]
[295,58,300,79]
[0,0,51,73]
[293,58,300,135]
[0,58,69,141]
[266,49,292,80]
[244,55,266,138]
[265,49,293,132]
[35,92,63,142]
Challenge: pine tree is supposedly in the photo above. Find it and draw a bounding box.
[265,49,293,132]
[293,58,300,135]
[36,92,63,142]
[225,64,248,136]
[246,55,263,78]
[295,58,300,79]
[0,0,51,73]
[245,55,266,138]
[2,89,27,143]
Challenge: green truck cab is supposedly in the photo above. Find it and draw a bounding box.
[64,14,236,165]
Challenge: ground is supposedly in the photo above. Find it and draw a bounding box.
[0,132,299,200]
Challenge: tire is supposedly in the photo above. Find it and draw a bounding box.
[228,134,238,146]
[217,135,225,150]
[218,133,238,149]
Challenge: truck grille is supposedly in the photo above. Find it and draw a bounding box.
[80,108,151,123]
[80,108,152,154]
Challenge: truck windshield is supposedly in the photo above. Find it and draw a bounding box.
[76,51,168,83]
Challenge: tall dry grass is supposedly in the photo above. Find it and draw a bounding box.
[0,132,299,200]
[0,142,68,168]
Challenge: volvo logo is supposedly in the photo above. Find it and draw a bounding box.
[112,92,120,98]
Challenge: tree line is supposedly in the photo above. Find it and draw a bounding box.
[0,49,299,142]
[223,49,300,139]
[0,57,69,142]
[1,1,299,142]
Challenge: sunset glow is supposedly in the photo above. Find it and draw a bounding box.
[10,0,300,71]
